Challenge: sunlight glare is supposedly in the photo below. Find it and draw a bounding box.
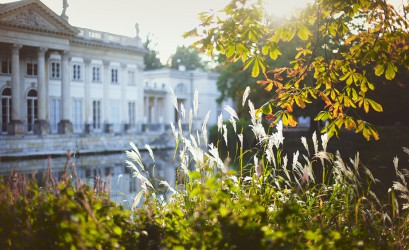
[264,0,310,19]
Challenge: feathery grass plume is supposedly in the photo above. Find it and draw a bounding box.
[224,104,238,120]
[251,122,266,142]
[179,150,189,175]
[189,109,193,133]
[301,136,310,156]
[229,117,237,133]
[202,111,210,146]
[193,90,199,118]
[403,147,409,155]
[131,189,144,211]
[178,119,183,135]
[159,180,176,194]
[237,134,244,148]
[208,143,227,173]
[248,100,257,125]
[145,144,155,162]
[170,122,178,139]
[217,113,223,133]
[126,142,145,171]
[312,132,319,156]
[196,130,202,148]
[254,155,262,179]
[321,133,329,152]
[242,86,250,107]
[222,124,228,146]
[350,152,360,172]
[169,87,178,112]
[180,102,186,120]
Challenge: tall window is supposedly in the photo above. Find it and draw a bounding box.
[128,101,136,127]
[1,87,12,133]
[92,66,101,83]
[49,97,61,133]
[72,98,83,133]
[27,89,38,133]
[26,61,38,76]
[1,57,11,74]
[128,70,135,85]
[92,100,101,131]
[50,62,61,79]
[72,63,82,81]
[111,68,118,84]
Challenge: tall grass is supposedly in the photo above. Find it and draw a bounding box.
[126,88,409,249]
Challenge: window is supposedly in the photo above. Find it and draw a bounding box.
[92,66,101,83]
[50,62,60,79]
[128,102,136,127]
[128,70,135,85]
[72,98,83,133]
[92,100,101,131]
[26,61,38,76]
[27,89,38,133]
[72,63,82,81]
[1,87,12,133]
[111,68,118,84]
[1,57,11,74]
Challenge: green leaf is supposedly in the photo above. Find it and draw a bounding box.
[366,98,383,112]
[297,24,312,41]
[374,64,385,76]
[385,62,397,80]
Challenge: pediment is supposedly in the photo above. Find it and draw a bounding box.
[0,0,78,36]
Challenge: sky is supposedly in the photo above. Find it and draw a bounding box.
[2,0,405,63]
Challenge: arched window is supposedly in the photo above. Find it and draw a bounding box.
[175,83,186,94]
[1,87,11,133]
[27,89,37,133]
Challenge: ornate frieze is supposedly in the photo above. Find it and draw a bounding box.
[2,9,59,31]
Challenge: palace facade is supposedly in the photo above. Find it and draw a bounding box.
[0,0,229,137]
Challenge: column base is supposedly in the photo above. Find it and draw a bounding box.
[58,120,73,134]
[85,123,92,134]
[104,123,113,133]
[34,120,50,135]
[7,120,25,135]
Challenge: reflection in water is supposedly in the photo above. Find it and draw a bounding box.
[0,150,177,208]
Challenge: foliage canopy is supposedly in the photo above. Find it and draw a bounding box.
[187,0,409,140]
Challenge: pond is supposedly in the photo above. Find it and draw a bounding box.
[0,150,177,208]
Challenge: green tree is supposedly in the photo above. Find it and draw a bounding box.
[144,34,163,70]
[187,0,409,140]
[170,46,208,70]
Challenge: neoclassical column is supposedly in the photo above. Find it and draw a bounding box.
[144,96,149,124]
[58,50,73,134]
[8,44,24,135]
[34,47,50,135]
[84,58,92,133]
[153,96,158,124]
[103,60,111,133]
[136,64,144,133]
[120,63,127,132]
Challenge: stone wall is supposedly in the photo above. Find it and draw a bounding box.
[0,133,169,159]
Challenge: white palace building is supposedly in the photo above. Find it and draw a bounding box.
[0,0,229,140]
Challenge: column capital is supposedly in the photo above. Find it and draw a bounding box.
[12,44,22,54]
[60,50,70,58]
[103,60,110,67]
[37,47,48,56]
[84,57,92,65]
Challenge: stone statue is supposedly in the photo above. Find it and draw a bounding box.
[61,0,69,19]
[135,22,140,37]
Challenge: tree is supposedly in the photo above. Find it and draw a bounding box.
[143,34,163,70]
[187,0,409,140]
[170,46,208,70]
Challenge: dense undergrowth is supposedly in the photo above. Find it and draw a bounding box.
[1,92,409,249]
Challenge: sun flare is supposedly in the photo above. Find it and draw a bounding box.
[263,0,311,18]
